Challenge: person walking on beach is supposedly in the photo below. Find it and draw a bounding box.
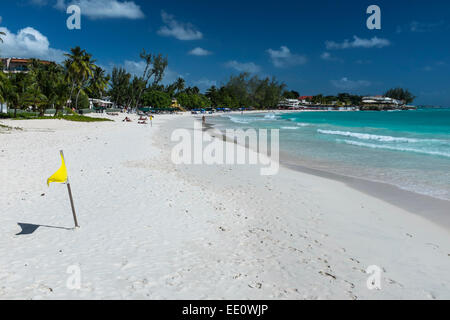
[202,115,206,125]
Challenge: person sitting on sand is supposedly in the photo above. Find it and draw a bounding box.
[123,117,132,122]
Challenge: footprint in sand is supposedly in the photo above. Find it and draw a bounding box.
[425,243,439,250]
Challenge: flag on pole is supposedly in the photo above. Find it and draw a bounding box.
[47,153,68,186]
[46,151,80,228]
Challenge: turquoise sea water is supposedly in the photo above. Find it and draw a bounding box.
[211,109,450,200]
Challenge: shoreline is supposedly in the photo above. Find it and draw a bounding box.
[281,159,450,230]
[202,113,450,230]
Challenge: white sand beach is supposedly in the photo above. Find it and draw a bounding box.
[0,113,449,300]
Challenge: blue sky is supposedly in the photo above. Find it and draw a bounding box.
[1,0,449,105]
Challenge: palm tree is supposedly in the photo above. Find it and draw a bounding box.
[74,53,96,109]
[2,80,21,117]
[25,83,47,116]
[0,72,7,103]
[64,47,96,109]
[174,77,185,93]
[64,47,85,108]
[0,31,6,43]
[48,73,70,116]
[87,66,110,99]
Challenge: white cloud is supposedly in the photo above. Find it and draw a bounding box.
[188,47,212,56]
[157,11,202,41]
[225,60,261,74]
[326,36,391,49]
[320,52,342,62]
[55,0,144,19]
[266,46,307,67]
[0,26,66,62]
[331,77,371,90]
[123,60,146,76]
[194,78,217,90]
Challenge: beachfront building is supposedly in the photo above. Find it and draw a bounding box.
[361,96,404,109]
[299,96,313,105]
[1,58,53,74]
[302,104,359,111]
[89,98,114,111]
[278,98,301,109]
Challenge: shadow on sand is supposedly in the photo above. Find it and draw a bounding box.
[16,223,73,235]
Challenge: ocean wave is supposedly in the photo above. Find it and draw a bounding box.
[297,123,311,127]
[226,116,251,124]
[281,126,299,130]
[341,139,450,158]
[264,113,277,120]
[318,129,421,143]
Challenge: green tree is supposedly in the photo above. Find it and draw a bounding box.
[282,90,300,99]
[174,77,185,93]
[87,66,110,99]
[3,73,31,117]
[142,90,171,109]
[385,88,415,104]
[134,50,168,108]
[64,47,86,108]
[64,47,96,109]
[205,86,220,107]
[24,82,47,116]
[109,67,131,108]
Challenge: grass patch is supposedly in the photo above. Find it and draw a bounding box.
[56,115,113,122]
[0,112,112,122]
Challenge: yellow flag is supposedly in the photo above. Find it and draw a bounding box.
[47,153,68,186]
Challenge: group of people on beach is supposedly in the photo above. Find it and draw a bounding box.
[122,115,154,126]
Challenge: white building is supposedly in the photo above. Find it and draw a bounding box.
[89,98,114,110]
[278,99,300,108]
[362,96,404,107]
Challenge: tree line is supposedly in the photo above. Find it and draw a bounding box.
[0,42,416,116]
[110,69,286,110]
[0,45,287,114]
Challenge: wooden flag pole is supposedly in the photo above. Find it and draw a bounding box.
[60,150,79,228]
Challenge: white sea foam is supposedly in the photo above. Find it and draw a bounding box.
[281,126,299,130]
[341,139,450,158]
[318,129,420,143]
[227,116,251,124]
[264,113,277,120]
